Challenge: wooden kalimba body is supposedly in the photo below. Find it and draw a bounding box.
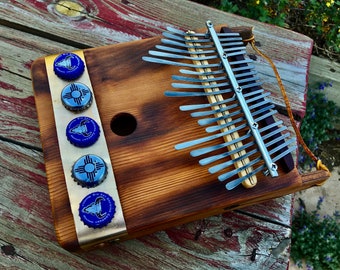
[31,22,330,251]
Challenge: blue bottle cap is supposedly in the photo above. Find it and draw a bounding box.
[53,52,85,80]
[79,192,116,228]
[72,155,108,188]
[66,116,100,147]
[61,82,93,111]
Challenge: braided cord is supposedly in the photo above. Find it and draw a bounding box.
[244,36,329,173]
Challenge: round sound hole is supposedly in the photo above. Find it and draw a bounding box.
[110,113,137,136]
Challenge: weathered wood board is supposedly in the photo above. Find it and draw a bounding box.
[0,0,327,268]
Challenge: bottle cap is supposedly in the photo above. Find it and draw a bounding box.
[66,116,100,147]
[53,52,85,80]
[72,155,108,188]
[79,192,116,228]
[61,82,93,111]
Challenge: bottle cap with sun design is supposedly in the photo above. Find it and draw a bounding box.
[61,82,93,112]
[72,154,108,188]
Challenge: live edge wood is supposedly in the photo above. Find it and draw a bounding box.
[31,30,329,251]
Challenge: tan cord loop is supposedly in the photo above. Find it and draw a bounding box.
[247,37,329,172]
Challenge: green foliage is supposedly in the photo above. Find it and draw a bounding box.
[299,82,340,169]
[291,197,340,269]
[218,0,340,59]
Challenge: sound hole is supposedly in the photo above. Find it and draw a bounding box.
[110,113,137,136]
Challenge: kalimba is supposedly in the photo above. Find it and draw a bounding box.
[31,21,330,251]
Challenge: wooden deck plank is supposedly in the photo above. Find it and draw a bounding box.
[0,0,312,115]
[0,0,315,268]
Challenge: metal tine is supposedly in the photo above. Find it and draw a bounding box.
[148,50,218,61]
[179,89,264,117]
[222,139,295,187]
[265,132,290,148]
[205,104,274,133]
[197,93,271,126]
[224,46,247,53]
[161,38,214,49]
[239,81,263,90]
[248,99,272,110]
[235,70,258,78]
[206,104,273,132]
[198,109,242,126]
[218,37,243,42]
[180,95,236,111]
[243,89,264,97]
[191,103,238,117]
[163,32,213,43]
[205,115,244,133]
[225,164,264,190]
[172,74,228,83]
[271,146,296,163]
[142,56,220,68]
[191,121,282,157]
[251,104,275,117]
[179,64,256,77]
[165,32,243,44]
[165,26,241,38]
[201,132,290,166]
[224,50,247,57]
[200,140,255,166]
[164,88,232,97]
[180,69,224,76]
[172,81,230,89]
[253,109,278,122]
[174,71,258,85]
[232,64,256,72]
[237,76,260,84]
[165,26,187,35]
[156,45,216,55]
[210,148,259,174]
[221,41,245,47]
[261,126,288,141]
[175,123,247,150]
[268,138,296,157]
[245,92,271,104]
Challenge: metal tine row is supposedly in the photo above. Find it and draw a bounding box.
[217,137,295,182]
[205,104,275,133]
[190,120,284,157]
[174,108,279,151]
[179,88,263,112]
[200,131,290,167]
[164,88,232,97]
[225,145,296,190]
[166,26,241,38]
[166,73,262,98]
[171,74,260,90]
[163,32,244,44]
[196,93,272,126]
[148,49,247,61]
[172,70,257,83]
